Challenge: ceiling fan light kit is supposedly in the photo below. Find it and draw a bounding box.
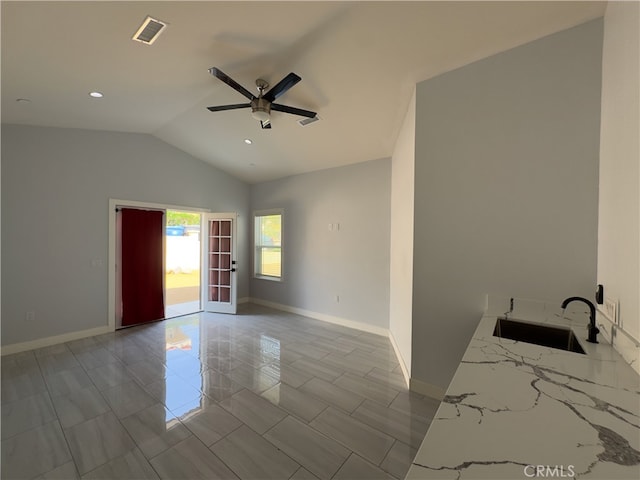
[251,94,271,122]
[251,108,270,122]
[207,67,317,129]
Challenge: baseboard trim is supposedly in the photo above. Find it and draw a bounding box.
[410,377,446,401]
[1,325,113,356]
[388,330,410,389]
[248,298,389,337]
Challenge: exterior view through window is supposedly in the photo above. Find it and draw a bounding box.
[254,211,282,279]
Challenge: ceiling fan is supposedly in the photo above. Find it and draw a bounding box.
[207,67,317,129]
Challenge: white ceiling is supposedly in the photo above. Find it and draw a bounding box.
[1,1,606,183]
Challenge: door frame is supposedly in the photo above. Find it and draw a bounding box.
[107,199,210,331]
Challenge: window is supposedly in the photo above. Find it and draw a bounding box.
[254,210,283,280]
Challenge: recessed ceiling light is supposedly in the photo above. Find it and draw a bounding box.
[244,139,253,145]
[89,91,104,98]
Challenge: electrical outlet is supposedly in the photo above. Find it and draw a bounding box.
[604,297,618,325]
[25,311,35,322]
[335,295,340,303]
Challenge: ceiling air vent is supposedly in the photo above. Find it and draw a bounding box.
[132,16,167,45]
[298,115,320,127]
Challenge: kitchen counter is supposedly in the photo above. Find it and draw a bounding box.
[406,299,640,479]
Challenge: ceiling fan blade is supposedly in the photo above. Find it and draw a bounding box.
[271,103,317,118]
[207,103,251,112]
[260,120,272,129]
[209,67,255,100]
[263,73,301,102]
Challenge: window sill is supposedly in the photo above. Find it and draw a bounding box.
[253,275,282,283]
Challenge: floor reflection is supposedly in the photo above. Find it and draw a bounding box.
[164,316,204,423]
[160,316,283,425]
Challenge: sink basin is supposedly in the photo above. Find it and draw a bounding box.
[493,318,585,354]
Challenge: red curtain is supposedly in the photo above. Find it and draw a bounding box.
[121,208,164,327]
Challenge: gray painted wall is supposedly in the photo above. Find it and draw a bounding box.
[412,20,603,390]
[250,159,391,329]
[1,124,250,346]
[598,1,639,342]
[389,90,416,375]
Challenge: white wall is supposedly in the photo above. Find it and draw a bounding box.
[1,125,250,346]
[412,20,603,391]
[250,159,391,330]
[597,2,640,347]
[389,90,416,377]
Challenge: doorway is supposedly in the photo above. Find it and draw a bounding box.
[165,210,202,318]
[109,199,238,330]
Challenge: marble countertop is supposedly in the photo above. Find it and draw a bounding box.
[406,298,640,479]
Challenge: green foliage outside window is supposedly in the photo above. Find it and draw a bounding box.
[167,211,200,226]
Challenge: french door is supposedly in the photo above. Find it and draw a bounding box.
[202,213,237,314]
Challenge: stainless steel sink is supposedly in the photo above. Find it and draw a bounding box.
[493,318,585,354]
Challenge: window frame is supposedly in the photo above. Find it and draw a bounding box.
[253,208,284,282]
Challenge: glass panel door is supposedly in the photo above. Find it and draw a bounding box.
[202,213,237,314]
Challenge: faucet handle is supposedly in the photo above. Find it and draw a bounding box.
[503,297,514,318]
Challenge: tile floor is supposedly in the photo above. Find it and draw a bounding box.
[1,303,440,480]
[165,300,200,320]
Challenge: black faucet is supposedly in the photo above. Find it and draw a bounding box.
[561,296,599,343]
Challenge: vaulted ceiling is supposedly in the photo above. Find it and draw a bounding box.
[1,1,606,183]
